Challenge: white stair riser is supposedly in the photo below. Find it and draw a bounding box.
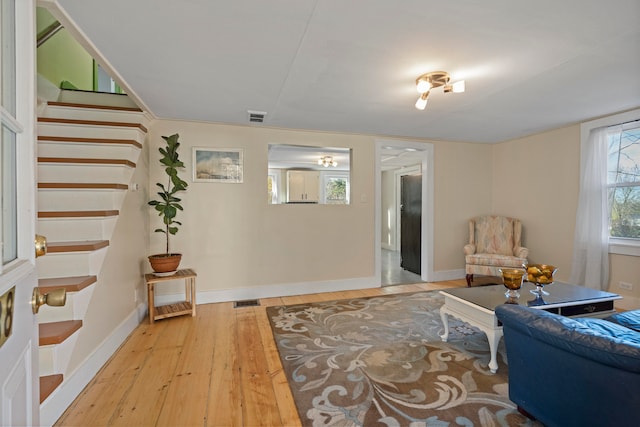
[38,164,134,184]
[38,217,118,242]
[39,333,81,376]
[57,90,139,109]
[37,286,96,324]
[38,122,146,141]
[37,302,74,323]
[37,249,108,278]
[42,105,147,124]
[38,142,141,164]
[38,189,127,211]
[39,346,56,376]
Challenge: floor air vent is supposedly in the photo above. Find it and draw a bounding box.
[234,299,260,308]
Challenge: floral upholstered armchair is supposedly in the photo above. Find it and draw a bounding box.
[464,215,528,286]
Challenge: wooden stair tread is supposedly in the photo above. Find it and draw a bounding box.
[38,117,147,133]
[38,135,143,149]
[39,320,83,346]
[40,374,63,403]
[38,182,128,190]
[38,210,119,218]
[38,157,136,168]
[47,101,142,112]
[47,240,109,253]
[39,275,97,293]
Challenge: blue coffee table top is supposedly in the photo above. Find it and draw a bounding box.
[442,281,621,312]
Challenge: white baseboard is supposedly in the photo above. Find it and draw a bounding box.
[155,276,380,306]
[39,302,146,427]
[154,271,472,307]
[431,269,465,282]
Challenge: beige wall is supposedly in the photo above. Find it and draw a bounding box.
[148,121,376,295]
[147,121,494,295]
[494,124,640,308]
[609,254,640,309]
[432,141,493,272]
[492,125,581,282]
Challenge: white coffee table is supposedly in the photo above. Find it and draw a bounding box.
[439,281,621,373]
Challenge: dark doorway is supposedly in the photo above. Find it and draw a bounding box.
[400,174,422,275]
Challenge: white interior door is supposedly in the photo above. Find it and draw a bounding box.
[0,269,39,427]
[0,0,40,425]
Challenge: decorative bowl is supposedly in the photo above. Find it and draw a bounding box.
[499,268,525,298]
[501,268,525,289]
[526,264,557,284]
[525,264,557,296]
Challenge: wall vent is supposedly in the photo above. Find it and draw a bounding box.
[234,299,260,308]
[248,110,267,123]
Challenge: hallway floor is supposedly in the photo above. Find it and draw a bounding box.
[381,248,423,286]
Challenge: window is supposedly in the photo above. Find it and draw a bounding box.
[607,124,640,240]
[94,62,122,93]
[267,171,279,204]
[579,109,640,258]
[1,0,18,266]
[322,173,349,205]
[1,126,17,264]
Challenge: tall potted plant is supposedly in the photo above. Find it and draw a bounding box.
[148,133,188,273]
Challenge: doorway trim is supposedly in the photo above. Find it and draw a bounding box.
[375,139,434,283]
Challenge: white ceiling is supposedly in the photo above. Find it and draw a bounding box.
[268,144,351,171]
[56,0,640,144]
[266,143,426,172]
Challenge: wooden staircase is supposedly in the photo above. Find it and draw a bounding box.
[35,97,148,404]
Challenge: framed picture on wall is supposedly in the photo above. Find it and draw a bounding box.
[192,148,244,183]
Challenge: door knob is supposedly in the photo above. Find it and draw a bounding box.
[35,234,47,258]
[31,288,66,314]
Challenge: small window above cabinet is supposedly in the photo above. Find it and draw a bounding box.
[268,144,351,205]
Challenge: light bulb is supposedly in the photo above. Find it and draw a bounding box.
[416,78,431,93]
[415,92,429,110]
[451,80,465,93]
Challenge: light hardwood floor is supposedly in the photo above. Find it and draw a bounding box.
[55,280,468,426]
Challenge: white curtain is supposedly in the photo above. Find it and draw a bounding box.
[569,126,612,290]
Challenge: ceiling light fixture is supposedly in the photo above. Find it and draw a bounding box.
[318,156,337,167]
[415,92,429,110]
[414,71,465,110]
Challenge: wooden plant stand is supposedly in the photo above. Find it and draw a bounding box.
[145,268,197,324]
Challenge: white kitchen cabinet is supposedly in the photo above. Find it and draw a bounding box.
[287,170,320,203]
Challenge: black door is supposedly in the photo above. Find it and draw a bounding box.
[400,174,422,275]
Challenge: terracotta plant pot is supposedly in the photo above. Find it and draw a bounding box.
[148,253,182,273]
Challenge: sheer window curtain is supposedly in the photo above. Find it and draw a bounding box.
[569,126,612,290]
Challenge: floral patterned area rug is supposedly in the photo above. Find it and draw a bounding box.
[267,291,542,427]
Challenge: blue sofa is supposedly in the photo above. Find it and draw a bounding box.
[495,305,640,427]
